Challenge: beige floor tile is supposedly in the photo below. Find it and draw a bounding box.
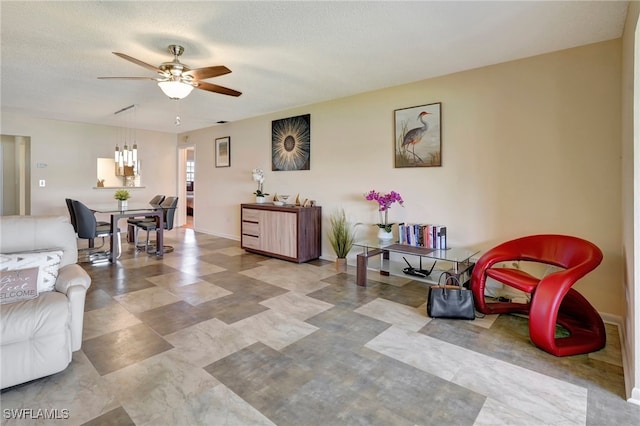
[83,302,142,340]
[231,310,319,350]
[260,291,334,320]
[113,286,181,313]
[355,297,430,332]
[164,318,258,367]
[167,280,233,306]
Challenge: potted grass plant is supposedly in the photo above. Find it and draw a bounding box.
[328,208,358,272]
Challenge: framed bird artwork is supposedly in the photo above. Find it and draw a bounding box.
[394,102,441,168]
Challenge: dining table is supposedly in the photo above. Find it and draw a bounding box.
[88,203,164,263]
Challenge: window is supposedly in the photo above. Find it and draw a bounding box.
[186,161,195,184]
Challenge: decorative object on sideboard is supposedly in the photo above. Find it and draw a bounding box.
[278,195,290,205]
[252,168,269,203]
[272,114,311,171]
[394,102,442,168]
[364,189,404,240]
[328,209,358,273]
[114,189,131,210]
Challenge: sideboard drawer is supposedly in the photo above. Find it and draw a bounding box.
[242,222,259,236]
[242,235,260,250]
[242,208,261,222]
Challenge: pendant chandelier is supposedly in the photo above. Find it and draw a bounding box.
[114,104,139,178]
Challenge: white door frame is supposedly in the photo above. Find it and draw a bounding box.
[177,144,195,228]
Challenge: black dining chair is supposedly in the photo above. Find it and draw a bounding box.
[71,199,121,262]
[135,196,178,253]
[65,198,78,232]
[128,195,165,246]
[66,198,109,239]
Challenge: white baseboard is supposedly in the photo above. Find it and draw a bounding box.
[599,312,638,405]
[194,228,239,241]
[599,312,622,325]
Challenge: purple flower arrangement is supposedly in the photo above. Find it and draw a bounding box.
[364,190,404,232]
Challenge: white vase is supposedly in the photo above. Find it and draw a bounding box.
[118,200,128,210]
[378,228,393,240]
[256,196,266,204]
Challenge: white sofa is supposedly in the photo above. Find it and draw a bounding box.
[0,215,91,389]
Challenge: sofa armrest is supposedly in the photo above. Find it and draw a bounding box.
[55,264,91,295]
[55,264,91,351]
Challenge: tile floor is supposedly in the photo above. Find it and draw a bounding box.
[1,227,639,425]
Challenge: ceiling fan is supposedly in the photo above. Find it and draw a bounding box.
[99,44,242,99]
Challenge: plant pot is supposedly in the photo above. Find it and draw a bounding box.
[378,228,393,240]
[256,196,266,204]
[335,258,347,273]
[118,200,128,210]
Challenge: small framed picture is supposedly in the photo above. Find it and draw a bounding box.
[215,136,230,168]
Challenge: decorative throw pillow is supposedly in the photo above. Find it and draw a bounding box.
[0,266,39,304]
[0,250,63,293]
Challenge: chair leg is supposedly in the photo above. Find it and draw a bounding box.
[135,228,147,252]
[529,288,606,357]
[145,229,151,253]
[116,232,122,259]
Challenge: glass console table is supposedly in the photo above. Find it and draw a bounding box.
[353,239,479,287]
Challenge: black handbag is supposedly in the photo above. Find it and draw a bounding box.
[426,272,475,320]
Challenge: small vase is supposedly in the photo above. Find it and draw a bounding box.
[378,228,393,240]
[335,258,347,273]
[256,196,266,204]
[118,200,128,210]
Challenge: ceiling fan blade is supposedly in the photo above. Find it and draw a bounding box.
[183,65,231,80]
[113,52,162,73]
[98,77,158,80]
[195,81,242,97]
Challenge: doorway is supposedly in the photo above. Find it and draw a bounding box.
[1,135,31,215]
[185,147,195,229]
[178,146,195,229]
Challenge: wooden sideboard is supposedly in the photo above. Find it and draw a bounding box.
[240,203,322,263]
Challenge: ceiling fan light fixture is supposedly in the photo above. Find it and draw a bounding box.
[157,81,194,99]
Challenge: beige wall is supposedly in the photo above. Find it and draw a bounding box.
[181,40,623,317]
[0,38,625,320]
[622,0,640,405]
[0,113,178,225]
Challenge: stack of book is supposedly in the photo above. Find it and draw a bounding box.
[398,224,447,249]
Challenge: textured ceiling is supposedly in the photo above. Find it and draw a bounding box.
[0,1,629,134]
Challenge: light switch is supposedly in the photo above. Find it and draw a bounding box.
[39,180,45,187]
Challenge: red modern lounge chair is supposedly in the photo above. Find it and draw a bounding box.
[471,234,605,357]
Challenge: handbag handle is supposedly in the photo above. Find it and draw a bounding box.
[437,271,462,288]
[436,271,465,300]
